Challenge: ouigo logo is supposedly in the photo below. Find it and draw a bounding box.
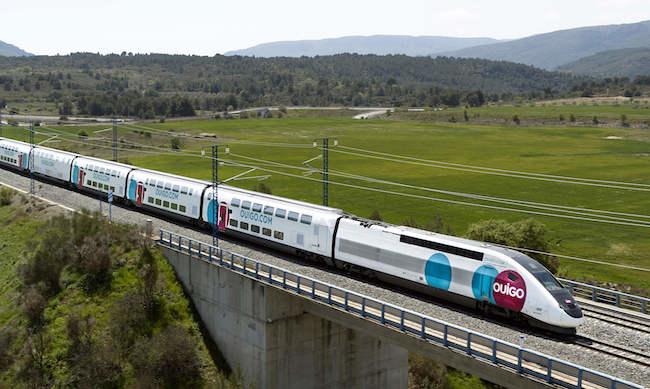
[492,270,526,312]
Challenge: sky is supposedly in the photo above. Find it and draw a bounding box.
[1,0,649,56]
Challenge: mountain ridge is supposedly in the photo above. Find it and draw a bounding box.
[225,35,499,57]
[440,19,650,70]
[0,40,32,57]
[558,47,650,78]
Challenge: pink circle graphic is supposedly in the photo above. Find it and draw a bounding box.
[492,270,526,312]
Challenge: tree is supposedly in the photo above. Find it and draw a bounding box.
[465,90,485,107]
[59,99,73,116]
[620,114,629,127]
[466,219,559,274]
[592,116,599,125]
[463,110,469,122]
[559,114,565,122]
[569,114,576,123]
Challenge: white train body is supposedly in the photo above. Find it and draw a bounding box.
[0,139,31,171]
[72,157,133,198]
[126,169,207,220]
[205,185,343,258]
[31,147,77,182]
[0,136,583,331]
[335,219,583,329]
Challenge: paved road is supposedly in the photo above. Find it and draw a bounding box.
[0,169,646,386]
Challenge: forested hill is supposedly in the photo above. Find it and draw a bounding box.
[444,20,650,70]
[0,53,581,117]
[558,47,650,78]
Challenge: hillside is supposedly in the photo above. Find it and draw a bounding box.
[0,53,581,117]
[0,40,32,57]
[0,189,239,387]
[225,35,499,57]
[558,47,650,78]
[443,20,650,70]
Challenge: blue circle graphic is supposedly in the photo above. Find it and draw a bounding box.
[424,253,452,290]
[472,265,498,303]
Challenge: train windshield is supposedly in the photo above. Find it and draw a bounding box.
[511,253,564,291]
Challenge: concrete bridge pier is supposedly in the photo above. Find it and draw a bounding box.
[160,245,409,389]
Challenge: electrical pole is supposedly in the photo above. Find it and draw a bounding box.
[322,137,329,206]
[212,145,219,247]
[112,118,118,161]
[29,122,35,194]
[0,107,3,138]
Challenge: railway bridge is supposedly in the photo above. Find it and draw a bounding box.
[156,230,644,389]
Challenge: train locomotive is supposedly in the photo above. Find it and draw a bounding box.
[0,137,584,333]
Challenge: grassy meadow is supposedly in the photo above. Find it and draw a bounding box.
[2,108,649,294]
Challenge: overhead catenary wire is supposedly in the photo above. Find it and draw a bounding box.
[25,127,650,228]
[330,145,650,192]
[13,128,650,272]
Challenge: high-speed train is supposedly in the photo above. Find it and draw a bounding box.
[0,137,584,333]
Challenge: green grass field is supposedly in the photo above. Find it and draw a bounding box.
[2,111,649,294]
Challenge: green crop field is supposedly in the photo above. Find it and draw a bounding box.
[2,111,649,294]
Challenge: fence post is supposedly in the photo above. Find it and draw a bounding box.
[344,292,349,311]
[255,262,260,279]
[381,305,386,325]
[467,333,472,355]
[282,271,287,289]
[421,317,426,339]
[443,326,448,347]
[361,298,366,317]
[517,348,523,373]
[297,277,301,294]
[400,310,405,332]
[492,340,497,363]
[546,359,553,383]
[327,286,332,304]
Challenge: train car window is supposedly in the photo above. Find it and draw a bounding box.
[179,205,186,213]
[275,209,286,218]
[155,198,162,206]
[508,273,518,282]
[399,235,484,261]
[110,186,115,192]
[231,198,241,207]
[251,225,260,233]
[188,189,193,196]
[263,206,274,215]
[300,215,312,225]
[172,185,180,193]
[164,183,172,190]
[171,203,178,210]
[274,231,284,240]
[180,187,188,195]
[157,182,163,189]
[252,203,263,212]
[242,201,251,210]
[262,228,272,236]
[240,222,249,230]
[163,201,170,208]
[148,197,154,204]
[229,219,238,227]
[149,179,155,187]
[86,180,92,186]
[288,211,299,222]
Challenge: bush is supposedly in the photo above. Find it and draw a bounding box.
[20,215,74,295]
[109,291,149,352]
[512,114,520,125]
[0,187,14,206]
[130,325,203,388]
[466,219,559,273]
[0,327,14,371]
[77,130,88,139]
[569,113,576,123]
[369,210,383,221]
[21,287,47,326]
[170,136,182,150]
[75,234,113,289]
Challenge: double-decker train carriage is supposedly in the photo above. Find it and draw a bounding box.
[72,156,134,199]
[126,169,209,221]
[0,136,584,333]
[209,185,343,261]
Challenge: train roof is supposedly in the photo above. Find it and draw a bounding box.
[220,183,344,214]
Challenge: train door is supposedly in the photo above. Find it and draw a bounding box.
[135,182,146,206]
[313,224,329,251]
[77,169,86,188]
[17,154,23,170]
[218,202,229,231]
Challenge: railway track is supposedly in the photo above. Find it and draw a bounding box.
[574,336,650,368]
[579,301,650,335]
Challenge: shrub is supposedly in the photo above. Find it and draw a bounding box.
[109,292,149,352]
[592,116,599,125]
[139,245,160,318]
[78,130,88,139]
[76,234,113,289]
[20,215,74,295]
[569,113,576,123]
[0,327,14,371]
[369,210,383,221]
[130,325,203,388]
[170,136,182,150]
[21,287,47,327]
[0,187,14,206]
[558,114,565,122]
[512,114,520,125]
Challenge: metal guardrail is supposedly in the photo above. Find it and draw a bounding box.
[560,278,649,315]
[157,229,643,389]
